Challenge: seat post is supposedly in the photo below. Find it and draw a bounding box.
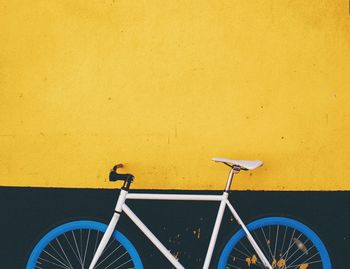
[224,165,240,191]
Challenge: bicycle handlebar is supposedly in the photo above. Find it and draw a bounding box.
[109,164,134,183]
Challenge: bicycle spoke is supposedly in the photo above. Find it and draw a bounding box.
[261,227,274,260]
[71,231,84,267]
[53,239,73,269]
[42,249,70,268]
[226,263,241,269]
[287,258,322,268]
[220,218,329,269]
[283,233,304,262]
[230,244,265,269]
[82,229,91,266]
[93,230,101,255]
[286,245,320,269]
[238,240,253,257]
[38,255,69,269]
[28,221,140,269]
[230,253,264,269]
[95,242,122,268]
[287,244,315,267]
[79,229,83,264]
[280,226,288,256]
[47,242,69,268]
[101,236,117,256]
[232,256,250,262]
[232,247,250,258]
[281,229,296,260]
[99,250,128,269]
[273,225,279,259]
[285,238,309,263]
[63,233,82,264]
[113,258,133,269]
[240,236,266,268]
[288,246,317,266]
[35,230,136,269]
[253,230,270,260]
[301,251,321,264]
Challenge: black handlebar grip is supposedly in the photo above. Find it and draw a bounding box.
[109,171,133,181]
[112,164,124,171]
[109,163,134,182]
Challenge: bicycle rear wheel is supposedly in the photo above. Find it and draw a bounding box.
[217,217,331,269]
[26,220,143,269]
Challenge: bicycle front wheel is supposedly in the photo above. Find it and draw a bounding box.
[217,217,331,269]
[26,220,143,269]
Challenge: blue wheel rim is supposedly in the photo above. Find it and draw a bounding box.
[217,217,331,269]
[26,220,143,269]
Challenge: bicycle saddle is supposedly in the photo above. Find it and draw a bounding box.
[212,157,263,170]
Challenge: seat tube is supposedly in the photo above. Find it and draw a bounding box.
[203,193,228,269]
[88,189,128,269]
[225,168,235,191]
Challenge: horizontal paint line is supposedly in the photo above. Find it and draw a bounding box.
[1,186,350,193]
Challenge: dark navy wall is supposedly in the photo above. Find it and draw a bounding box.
[1,187,349,268]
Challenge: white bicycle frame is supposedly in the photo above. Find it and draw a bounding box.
[88,168,273,269]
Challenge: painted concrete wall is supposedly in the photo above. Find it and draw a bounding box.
[1,1,350,190]
[3,187,349,268]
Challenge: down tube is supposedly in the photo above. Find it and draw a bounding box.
[89,189,128,269]
[122,204,185,269]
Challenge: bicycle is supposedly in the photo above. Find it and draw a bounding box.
[26,158,331,269]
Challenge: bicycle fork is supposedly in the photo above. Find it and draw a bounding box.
[88,189,128,269]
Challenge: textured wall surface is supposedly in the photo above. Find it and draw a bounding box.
[1,1,350,190]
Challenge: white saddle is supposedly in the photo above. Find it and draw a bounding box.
[212,157,263,170]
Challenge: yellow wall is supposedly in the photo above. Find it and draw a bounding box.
[1,1,350,190]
